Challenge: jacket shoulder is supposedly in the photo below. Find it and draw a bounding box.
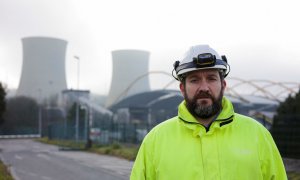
[234,113,263,125]
[149,116,179,134]
[142,116,179,142]
[233,113,270,134]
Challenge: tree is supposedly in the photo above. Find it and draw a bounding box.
[66,102,87,139]
[2,96,38,134]
[0,83,6,125]
[271,89,300,158]
[67,102,86,122]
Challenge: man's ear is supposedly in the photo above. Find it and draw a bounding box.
[222,80,227,88]
[179,82,185,96]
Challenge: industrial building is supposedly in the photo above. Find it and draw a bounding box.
[11,38,298,143]
[105,49,151,107]
[17,37,68,103]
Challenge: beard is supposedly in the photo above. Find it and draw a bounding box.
[184,88,224,120]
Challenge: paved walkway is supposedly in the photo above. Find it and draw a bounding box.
[0,139,134,180]
[54,150,134,177]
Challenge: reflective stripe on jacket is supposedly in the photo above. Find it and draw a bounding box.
[130,97,287,180]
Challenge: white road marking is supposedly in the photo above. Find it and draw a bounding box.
[41,176,53,180]
[37,153,51,161]
[14,155,23,160]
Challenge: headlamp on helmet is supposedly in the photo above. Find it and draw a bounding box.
[193,53,216,68]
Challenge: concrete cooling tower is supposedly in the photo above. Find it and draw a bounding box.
[17,37,68,102]
[105,50,151,107]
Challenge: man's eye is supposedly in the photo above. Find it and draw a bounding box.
[208,77,217,81]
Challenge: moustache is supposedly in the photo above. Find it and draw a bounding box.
[195,91,213,99]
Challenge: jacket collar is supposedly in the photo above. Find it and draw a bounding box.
[178,96,235,136]
[178,96,235,123]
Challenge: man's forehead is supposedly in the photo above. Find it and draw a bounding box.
[186,69,219,77]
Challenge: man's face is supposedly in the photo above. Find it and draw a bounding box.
[180,69,226,120]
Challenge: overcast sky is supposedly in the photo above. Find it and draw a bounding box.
[0,0,300,95]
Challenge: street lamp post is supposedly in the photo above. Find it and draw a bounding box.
[74,56,80,141]
[74,56,80,90]
[38,88,42,137]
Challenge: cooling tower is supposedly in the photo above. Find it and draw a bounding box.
[17,37,68,102]
[105,50,151,107]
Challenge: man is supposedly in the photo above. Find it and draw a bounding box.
[130,45,287,179]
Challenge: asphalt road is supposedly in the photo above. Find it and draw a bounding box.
[0,139,133,180]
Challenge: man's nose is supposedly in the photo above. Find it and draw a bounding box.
[197,81,210,92]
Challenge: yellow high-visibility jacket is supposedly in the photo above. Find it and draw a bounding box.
[130,97,287,180]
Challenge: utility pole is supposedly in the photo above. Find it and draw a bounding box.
[74,56,80,141]
[38,88,42,137]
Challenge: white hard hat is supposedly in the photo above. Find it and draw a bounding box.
[173,45,229,80]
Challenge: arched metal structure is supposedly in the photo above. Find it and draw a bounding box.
[112,71,173,105]
[111,70,300,106]
[226,78,300,102]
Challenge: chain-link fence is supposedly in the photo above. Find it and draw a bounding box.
[1,103,300,160]
[46,116,151,145]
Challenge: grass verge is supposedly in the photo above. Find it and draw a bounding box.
[38,137,86,150]
[288,171,300,180]
[37,137,139,161]
[89,143,139,161]
[0,159,14,180]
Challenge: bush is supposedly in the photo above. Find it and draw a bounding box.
[0,159,13,180]
[271,89,300,159]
